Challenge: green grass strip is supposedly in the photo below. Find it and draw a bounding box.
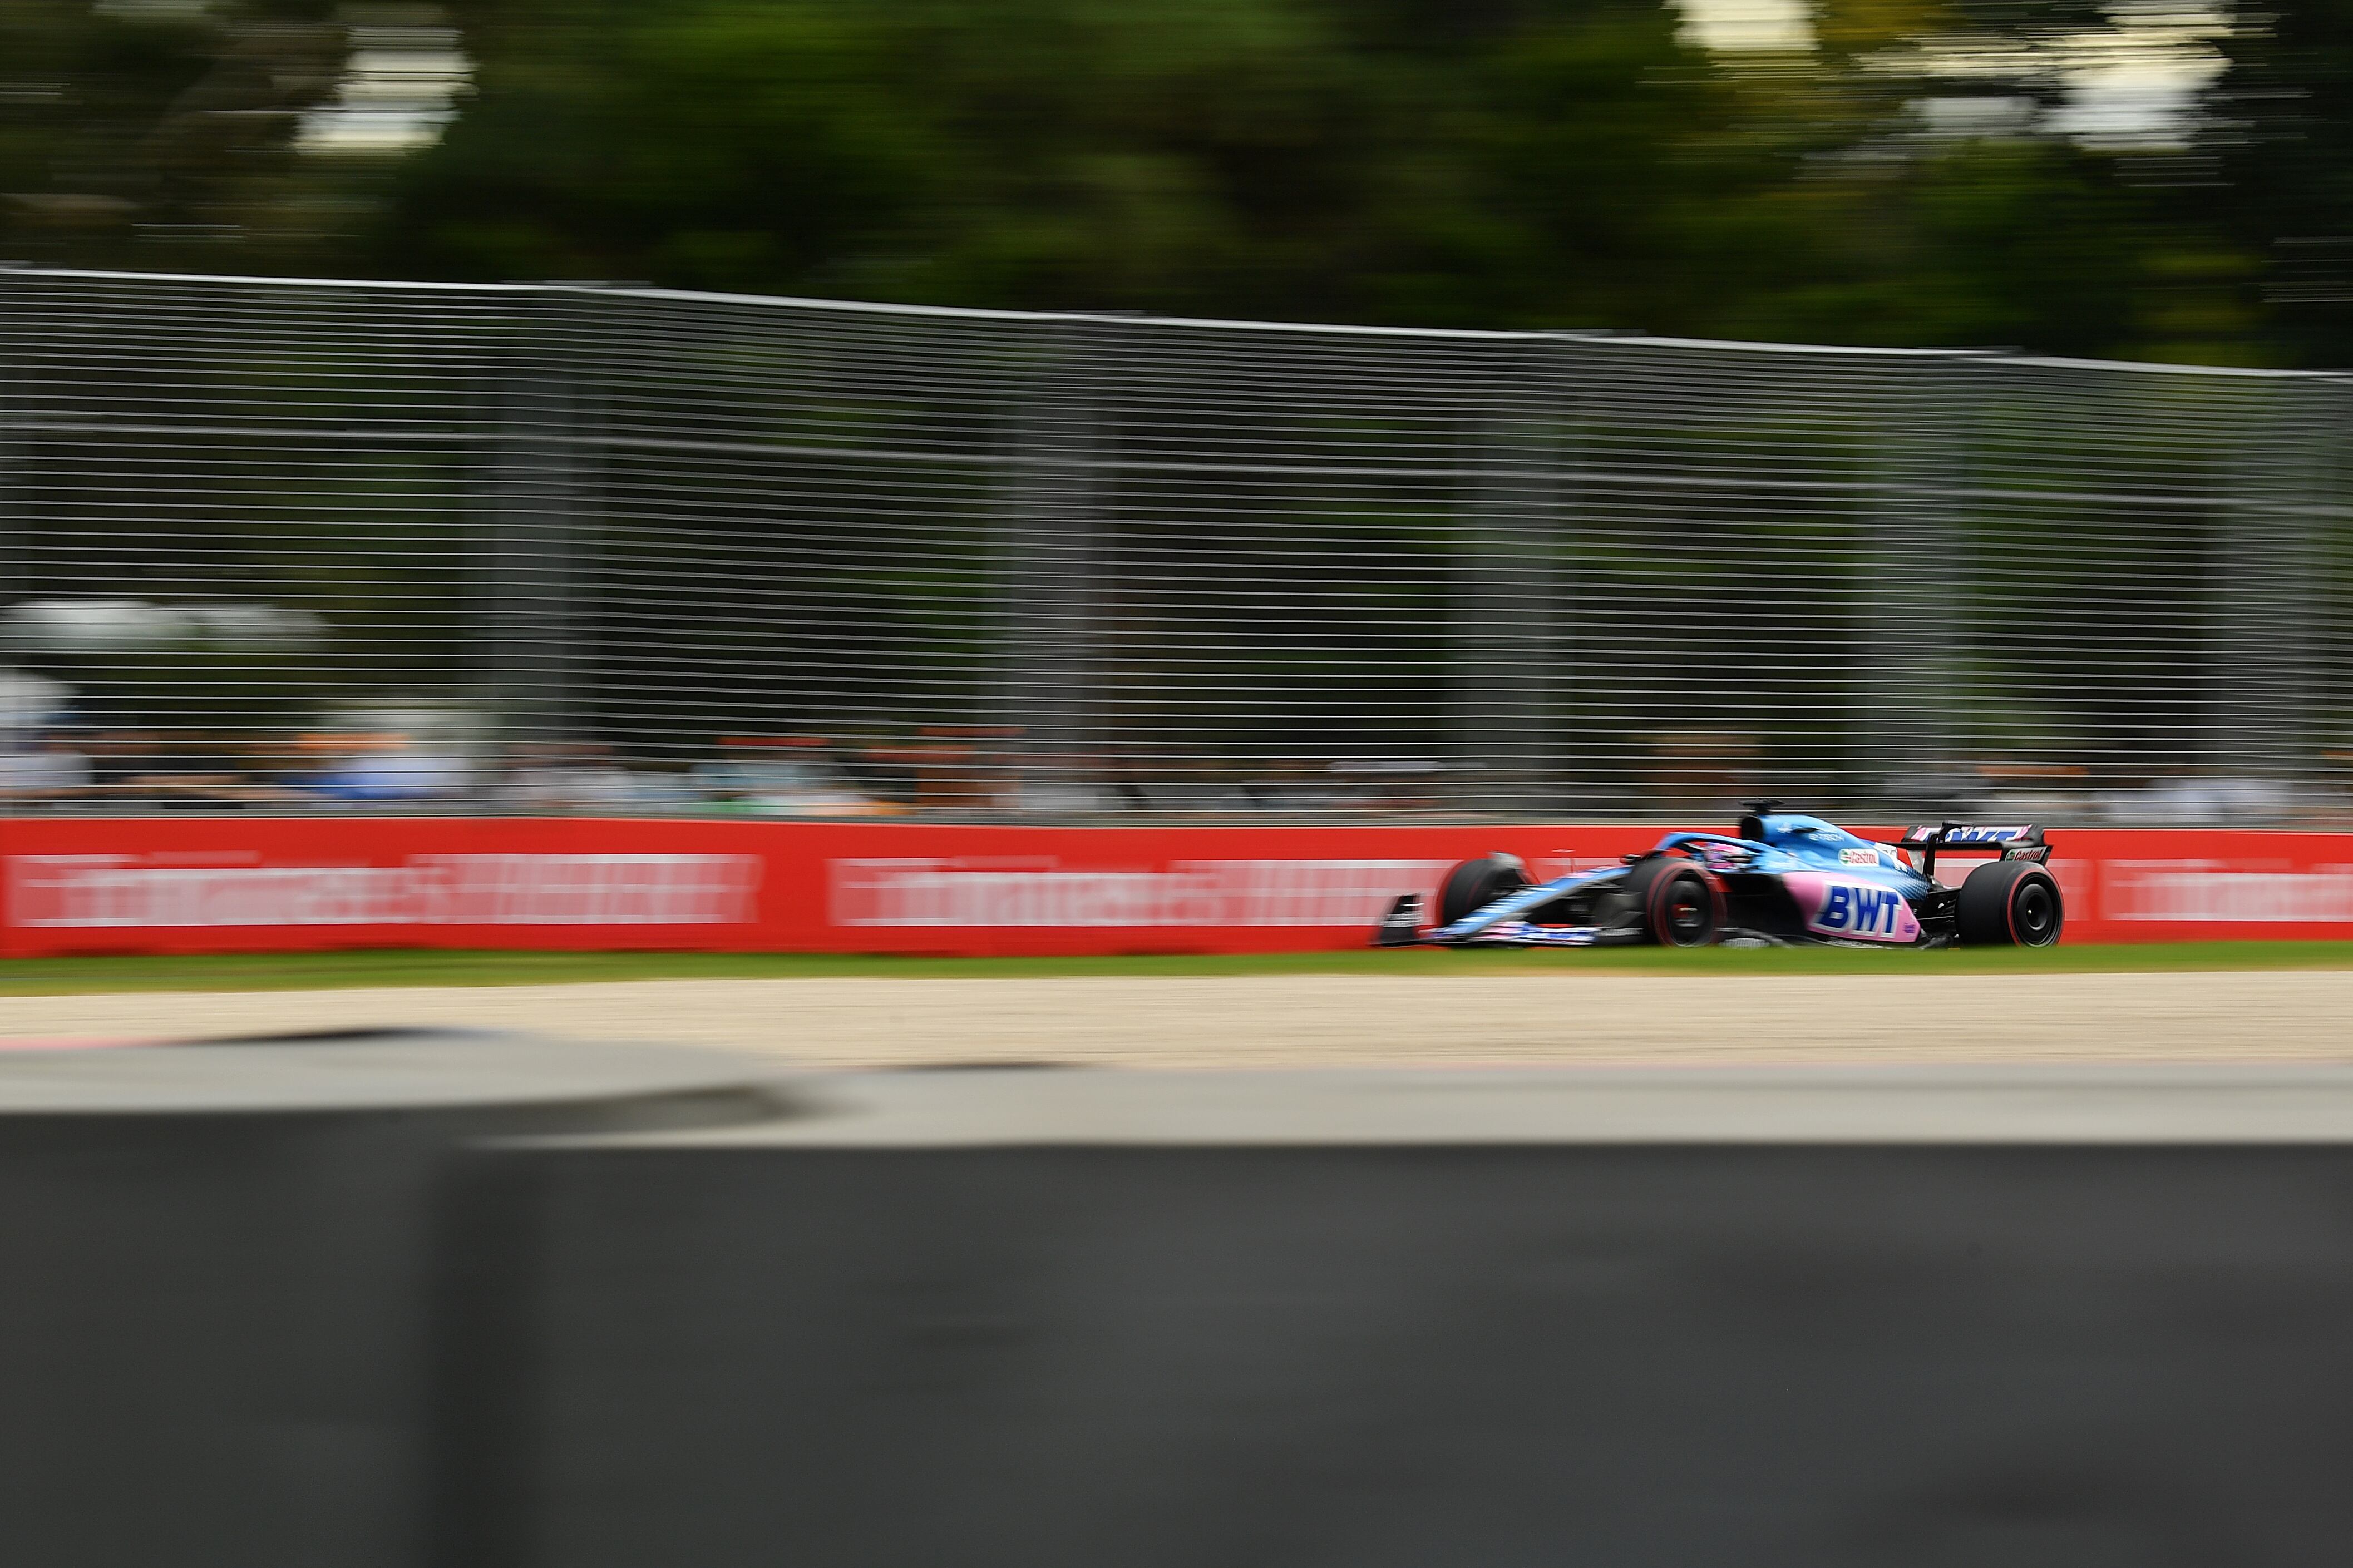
[0,940,2346,994]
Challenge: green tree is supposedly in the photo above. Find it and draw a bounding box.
[0,0,358,271]
[379,0,1770,325]
[2200,0,2353,365]
[0,0,2287,363]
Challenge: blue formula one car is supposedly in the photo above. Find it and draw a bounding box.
[1374,804,2063,951]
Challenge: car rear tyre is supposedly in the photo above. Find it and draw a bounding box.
[1957,861,2063,947]
[1438,855,1530,927]
[1624,857,1724,947]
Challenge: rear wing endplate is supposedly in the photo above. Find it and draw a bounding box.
[1897,823,2052,878]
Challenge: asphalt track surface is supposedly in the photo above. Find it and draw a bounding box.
[0,970,2346,1066]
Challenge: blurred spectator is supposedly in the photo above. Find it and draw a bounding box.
[1011,752,1117,815]
[1102,750,1154,814]
[289,703,487,804]
[695,736,903,817]
[1153,756,1235,815]
[1329,758,1446,815]
[85,730,177,797]
[1240,758,1349,813]
[289,731,472,803]
[911,726,1021,813]
[0,733,92,804]
[497,741,641,812]
[847,743,928,807]
[2102,769,2293,825]
[0,669,71,748]
[63,729,304,809]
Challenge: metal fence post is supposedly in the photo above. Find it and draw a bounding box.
[1857,354,1974,816]
[994,313,1113,789]
[480,286,585,755]
[0,268,22,620]
[0,266,23,823]
[2322,379,2353,788]
[2207,376,2329,801]
[1452,334,1562,815]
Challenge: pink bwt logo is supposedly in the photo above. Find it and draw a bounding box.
[1785,873,1920,942]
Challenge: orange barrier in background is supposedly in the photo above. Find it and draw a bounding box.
[0,817,2347,957]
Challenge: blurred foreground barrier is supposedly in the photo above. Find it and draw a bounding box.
[11,1049,2353,1566]
[0,1029,780,1568]
[3,815,2351,953]
[446,1067,2353,1568]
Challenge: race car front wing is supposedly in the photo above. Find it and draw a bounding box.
[1374,893,1611,947]
[1374,864,1642,949]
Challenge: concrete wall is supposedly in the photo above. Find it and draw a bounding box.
[441,1068,2353,1568]
[13,1052,2353,1567]
[0,1031,776,1568]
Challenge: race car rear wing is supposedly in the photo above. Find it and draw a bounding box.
[1897,823,2051,880]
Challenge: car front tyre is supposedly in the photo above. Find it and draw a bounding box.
[1438,855,1530,927]
[1624,858,1723,947]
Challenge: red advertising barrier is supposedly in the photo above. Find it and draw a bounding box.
[0,816,2348,957]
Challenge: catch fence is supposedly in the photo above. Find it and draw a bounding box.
[0,265,2347,822]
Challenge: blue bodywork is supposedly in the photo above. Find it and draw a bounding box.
[1426,813,1935,948]
[1661,814,1930,898]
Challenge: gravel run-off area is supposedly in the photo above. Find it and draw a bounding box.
[0,970,2346,1069]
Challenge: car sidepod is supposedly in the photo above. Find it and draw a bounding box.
[1777,872,1925,943]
